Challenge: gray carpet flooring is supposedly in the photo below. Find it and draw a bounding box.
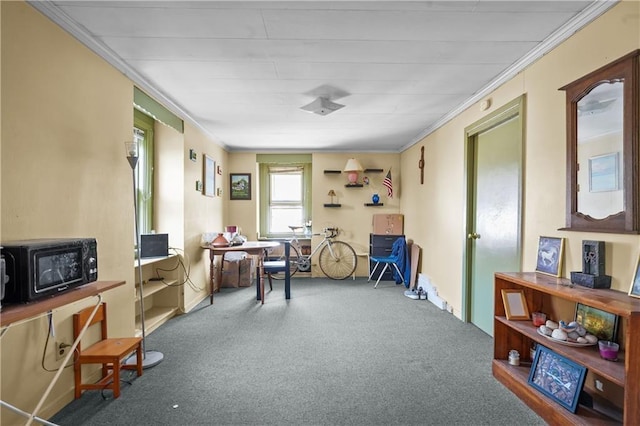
[51,278,544,425]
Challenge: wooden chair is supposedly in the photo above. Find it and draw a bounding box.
[73,302,143,399]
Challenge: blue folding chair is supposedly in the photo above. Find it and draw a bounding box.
[260,242,291,303]
[368,237,406,288]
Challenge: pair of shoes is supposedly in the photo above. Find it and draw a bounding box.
[404,289,419,300]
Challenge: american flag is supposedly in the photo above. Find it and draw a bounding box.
[383,169,393,198]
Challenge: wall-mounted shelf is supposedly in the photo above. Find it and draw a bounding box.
[365,203,384,206]
[324,203,342,208]
[345,183,363,188]
[324,170,342,174]
[364,168,383,173]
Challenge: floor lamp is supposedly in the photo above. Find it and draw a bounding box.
[125,140,164,369]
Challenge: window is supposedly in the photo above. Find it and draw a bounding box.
[258,154,312,238]
[133,109,154,234]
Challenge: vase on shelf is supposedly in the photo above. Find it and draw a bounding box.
[372,193,380,204]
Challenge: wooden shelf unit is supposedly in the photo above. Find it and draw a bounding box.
[135,255,184,336]
[493,272,640,425]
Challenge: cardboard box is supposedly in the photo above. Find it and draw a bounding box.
[372,214,404,235]
[220,258,254,288]
[238,257,253,287]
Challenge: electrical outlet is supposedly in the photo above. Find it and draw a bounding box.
[595,379,604,392]
[55,341,71,361]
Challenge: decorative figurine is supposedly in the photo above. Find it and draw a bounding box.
[570,240,611,289]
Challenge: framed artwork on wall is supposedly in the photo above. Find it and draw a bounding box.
[230,173,251,200]
[589,152,619,192]
[203,155,215,197]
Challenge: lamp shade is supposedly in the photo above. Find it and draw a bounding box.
[343,158,363,172]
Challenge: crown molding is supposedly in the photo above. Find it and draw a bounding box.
[27,1,228,149]
[401,0,620,152]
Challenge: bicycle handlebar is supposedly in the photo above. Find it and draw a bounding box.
[288,225,339,238]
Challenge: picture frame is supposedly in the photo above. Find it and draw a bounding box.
[501,289,530,320]
[574,303,619,342]
[589,152,619,193]
[629,253,640,299]
[528,345,587,413]
[230,173,251,200]
[535,236,564,277]
[203,154,215,197]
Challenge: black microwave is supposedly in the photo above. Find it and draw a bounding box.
[1,238,98,303]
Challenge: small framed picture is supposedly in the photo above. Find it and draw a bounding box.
[230,173,251,200]
[629,253,640,299]
[501,289,530,320]
[535,236,565,277]
[589,152,619,192]
[574,303,619,342]
[528,345,587,413]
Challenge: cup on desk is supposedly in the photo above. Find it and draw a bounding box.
[532,312,547,327]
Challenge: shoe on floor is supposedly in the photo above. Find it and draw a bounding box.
[404,289,419,300]
[417,287,428,300]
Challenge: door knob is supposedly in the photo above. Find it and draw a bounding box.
[467,232,481,240]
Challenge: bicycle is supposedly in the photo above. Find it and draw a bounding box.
[269,226,357,280]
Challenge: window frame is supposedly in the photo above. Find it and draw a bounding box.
[258,155,312,239]
[133,108,155,234]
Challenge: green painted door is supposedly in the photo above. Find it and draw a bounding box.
[469,114,522,336]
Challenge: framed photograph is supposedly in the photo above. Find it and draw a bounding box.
[629,254,640,299]
[589,152,619,192]
[528,345,587,413]
[230,173,251,200]
[501,289,530,320]
[535,236,564,277]
[203,154,215,197]
[574,303,619,342]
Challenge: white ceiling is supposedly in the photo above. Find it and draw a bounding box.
[32,1,616,152]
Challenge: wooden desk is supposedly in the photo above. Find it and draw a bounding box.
[202,242,279,304]
[1,280,125,426]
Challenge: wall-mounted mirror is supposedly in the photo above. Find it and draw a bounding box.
[560,50,639,234]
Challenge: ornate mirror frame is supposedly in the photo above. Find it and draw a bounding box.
[559,50,639,234]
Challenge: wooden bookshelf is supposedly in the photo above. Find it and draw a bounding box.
[493,272,640,425]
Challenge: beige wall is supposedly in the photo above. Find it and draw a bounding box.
[182,122,227,311]
[400,0,640,318]
[226,152,400,278]
[312,153,401,277]
[0,2,223,422]
[2,0,639,423]
[1,2,136,422]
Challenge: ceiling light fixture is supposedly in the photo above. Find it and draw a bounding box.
[300,97,345,116]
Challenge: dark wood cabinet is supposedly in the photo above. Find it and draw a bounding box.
[369,234,404,281]
[493,272,640,425]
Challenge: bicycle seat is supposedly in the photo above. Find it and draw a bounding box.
[288,225,305,232]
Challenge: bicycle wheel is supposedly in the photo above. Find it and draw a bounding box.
[269,243,301,280]
[319,241,357,280]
